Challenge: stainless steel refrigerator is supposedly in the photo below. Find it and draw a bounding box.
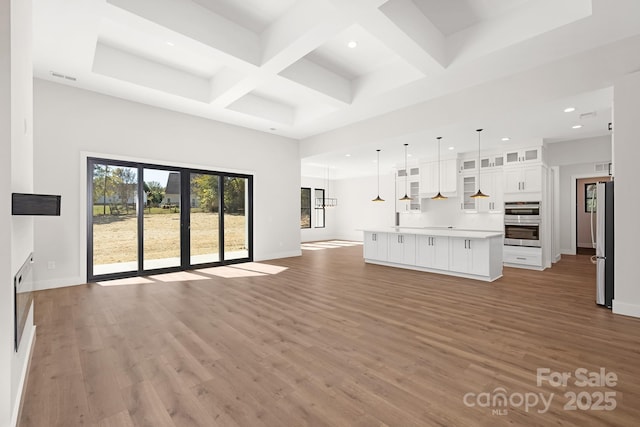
[596,181,614,308]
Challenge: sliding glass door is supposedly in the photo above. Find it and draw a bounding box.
[142,168,181,270]
[88,158,253,281]
[189,172,221,265]
[223,176,250,261]
[90,162,139,276]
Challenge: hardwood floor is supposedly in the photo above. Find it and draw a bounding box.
[19,244,640,426]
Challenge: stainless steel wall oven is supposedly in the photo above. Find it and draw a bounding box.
[504,202,541,247]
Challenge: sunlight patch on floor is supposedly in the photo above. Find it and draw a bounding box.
[301,240,363,250]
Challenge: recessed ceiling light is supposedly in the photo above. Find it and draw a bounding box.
[448,146,455,150]
[407,153,412,157]
[166,41,175,47]
[501,137,510,142]
[572,124,583,129]
[347,40,358,49]
[345,154,351,157]
[564,107,576,113]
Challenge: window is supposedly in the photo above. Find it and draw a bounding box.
[314,188,325,228]
[301,187,311,229]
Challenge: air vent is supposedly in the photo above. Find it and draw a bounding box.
[595,162,612,175]
[579,111,597,120]
[49,71,77,82]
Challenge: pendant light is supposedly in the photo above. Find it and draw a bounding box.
[432,136,448,200]
[470,128,489,198]
[317,166,338,208]
[399,143,412,201]
[372,149,385,202]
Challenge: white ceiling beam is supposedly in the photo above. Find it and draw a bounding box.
[352,58,423,102]
[209,67,248,105]
[327,0,444,76]
[378,0,447,68]
[279,58,351,104]
[92,43,211,102]
[261,0,352,71]
[107,0,261,65]
[447,0,592,66]
[202,0,356,110]
[227,94,295,125]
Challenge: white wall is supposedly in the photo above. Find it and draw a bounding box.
[300,176,338,242]
[332,172,504,242]
[33,79,301,290]
[399,198,503,231]
[333,173,396,241]
[545,136,612,254]
[545,135,611,166]
[557,163,607,254]
[2,0,36,425]
[612,71,640,318]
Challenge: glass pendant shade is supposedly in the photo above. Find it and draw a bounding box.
[470,128,489,199]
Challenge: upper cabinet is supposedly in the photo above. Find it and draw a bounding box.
[459,158,477,172]
[477,170,504,213]
[504,164,543,195]
[397,166,421,212]
[420,159,458,197]
[397,166,420,178]
[504,147,541,165]
[460,174,478,212]
[480,154,504,169]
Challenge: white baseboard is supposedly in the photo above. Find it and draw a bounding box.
[33,275,85,291]
[554,254,562,263]
[11,323,36,427]
[612,300,640,319]
[560,248,576,255]
[254,250,301,262]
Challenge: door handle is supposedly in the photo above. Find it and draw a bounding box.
[468,240,471,250]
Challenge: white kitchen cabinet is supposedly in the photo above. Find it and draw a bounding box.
[480,154,504,169]
[397,166,420,178]
[504,165,542,194]
[504,147,541,165]
[459,158,477,172]
[449,237,490,276]
[363,230,503,281]
[416,235,449,270]
[460,174,477,212]
[388,233,416,265]
[420,159,458,197]
[364,232,388,261]
[397,179,421,212]
[503,245,542,269]
[477,170,504,212]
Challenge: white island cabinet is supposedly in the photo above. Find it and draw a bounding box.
[416,235,449,270]
[362,228,503,282]
[449,237,489,276]
[363,231,388,262]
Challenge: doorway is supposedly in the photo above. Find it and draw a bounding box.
[87,158,253,281]
[575,176,609,255]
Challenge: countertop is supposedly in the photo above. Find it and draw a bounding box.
[361,227,503,239]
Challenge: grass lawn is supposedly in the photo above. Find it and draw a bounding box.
[93,211,247,265]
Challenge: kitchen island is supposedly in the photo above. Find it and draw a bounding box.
[362,227,503,282]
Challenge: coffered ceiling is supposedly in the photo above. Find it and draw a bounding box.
[33,0,640,177]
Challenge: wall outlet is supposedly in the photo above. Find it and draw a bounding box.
[47,261,55,270]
